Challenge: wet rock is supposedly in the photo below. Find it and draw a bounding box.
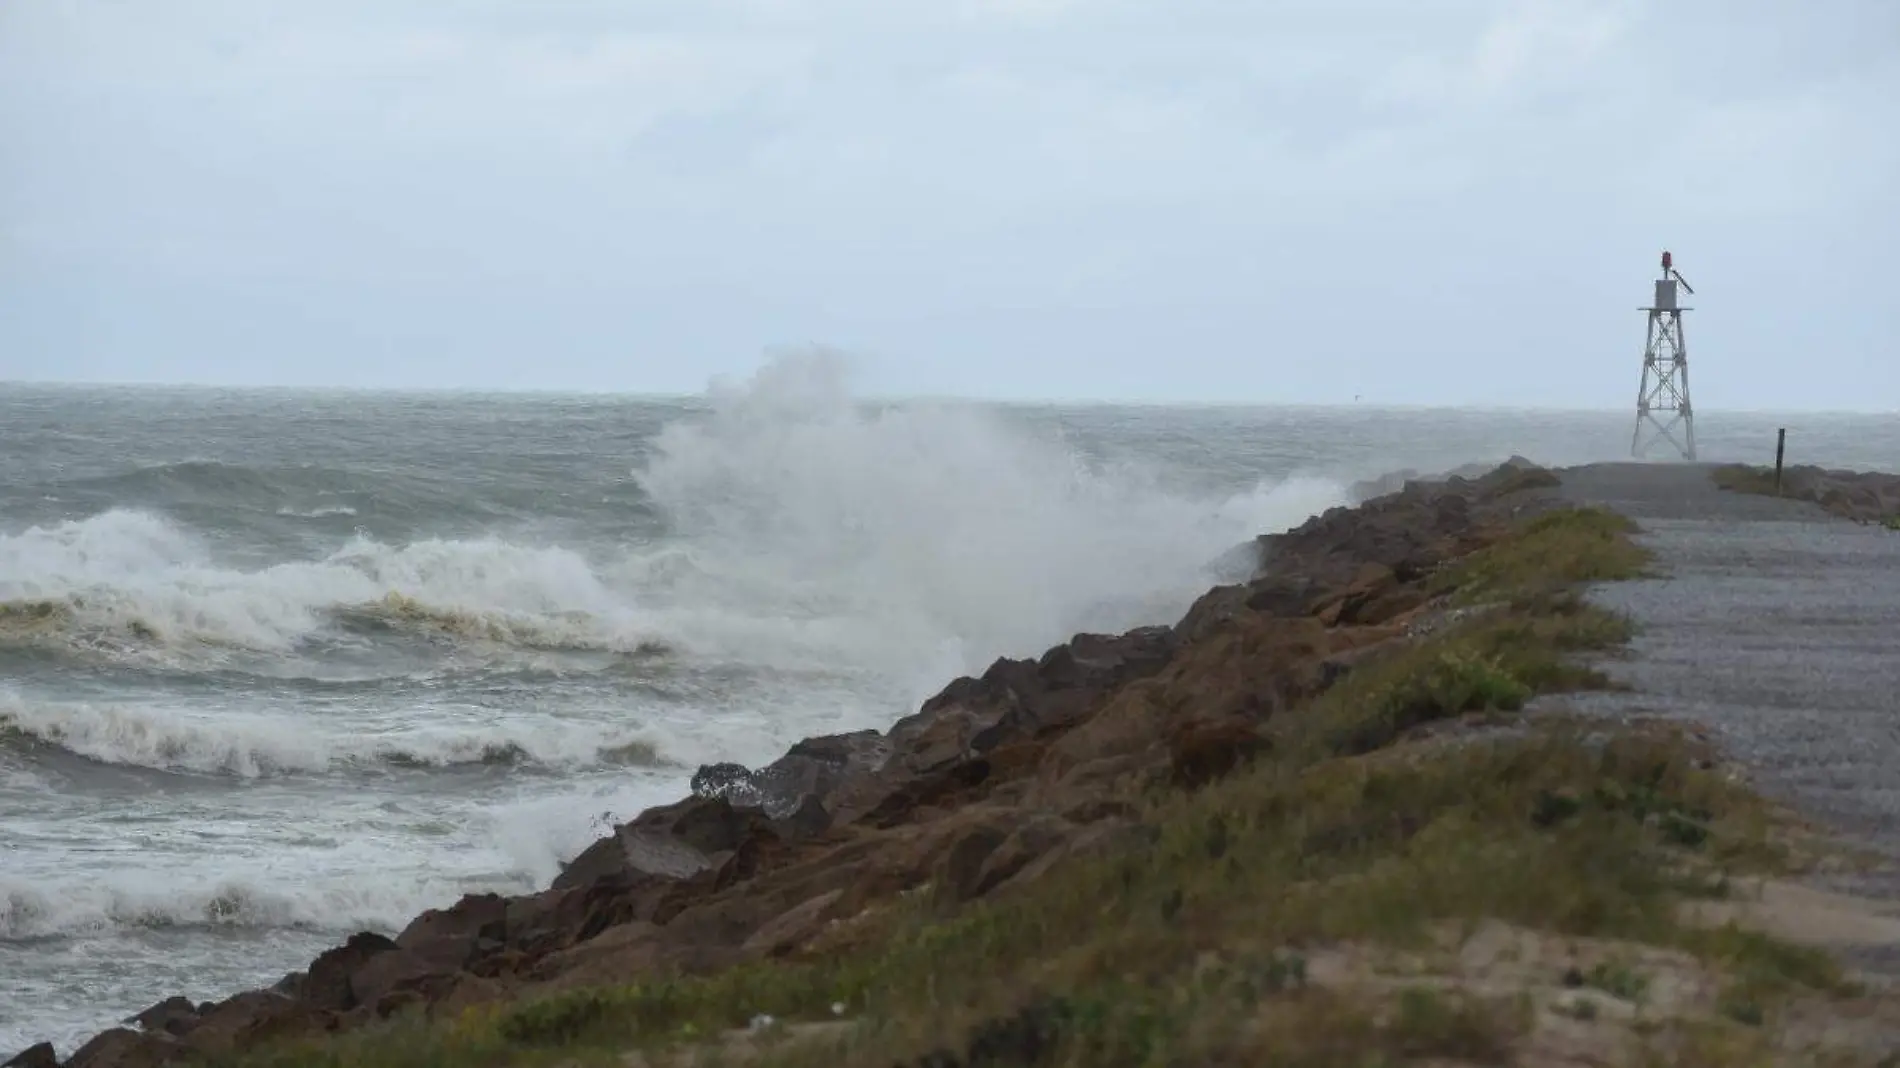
[2,1043,57,1068]
[856,757,994,829]
[127,997,197,1037]
[779,794,833,838]
[554,825,707,891]
[348,948,447,1013]
[554,795,800,893]
[63,1028,177,1068]
[689,761,757,803]
[689,730,889,819]
[1205,538,1264,581]
[501,885,574,955]
[303,931,400,1011]
[395,892,508,972]
[178,990,327,1057]
[754,730,889,814]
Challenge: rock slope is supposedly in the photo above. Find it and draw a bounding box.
[15,460,1568,1068]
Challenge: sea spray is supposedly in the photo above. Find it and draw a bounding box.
[631,351,1350,697]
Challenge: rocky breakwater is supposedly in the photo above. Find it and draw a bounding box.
[1714,462,1900,526]
[14,459,1567,1068]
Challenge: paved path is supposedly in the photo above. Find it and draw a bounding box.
[1554,463,1900,925]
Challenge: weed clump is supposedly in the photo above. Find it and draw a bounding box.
[1302,589,1632,759]
[1432,506,1651,602]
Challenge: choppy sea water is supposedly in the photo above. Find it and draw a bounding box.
[2,356,1894,1054]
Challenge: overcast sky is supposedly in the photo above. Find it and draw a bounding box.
[1,0,1895,407]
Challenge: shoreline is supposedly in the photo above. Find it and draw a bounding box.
[15,458,1900,1067]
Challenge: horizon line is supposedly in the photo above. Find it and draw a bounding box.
[1,377,1893,418]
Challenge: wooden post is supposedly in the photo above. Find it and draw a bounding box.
[1774,428,1787,494]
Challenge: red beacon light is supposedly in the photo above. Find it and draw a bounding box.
[1661,250,1673,272]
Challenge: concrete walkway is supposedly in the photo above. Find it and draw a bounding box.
[1555,463,1900,939]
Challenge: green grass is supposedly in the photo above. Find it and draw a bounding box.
[1716,465,1900,535]
[1711,464,1781,497]
[1430,506,1652,604]
[1294,587,1634,760]
[1581,958,1652,1003]
[219,506,1852,1068]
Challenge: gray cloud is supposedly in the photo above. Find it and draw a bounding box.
[1,0,1894,407]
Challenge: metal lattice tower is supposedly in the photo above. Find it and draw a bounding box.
[1631,250,1696,461]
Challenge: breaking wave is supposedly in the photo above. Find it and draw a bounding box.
[0,353,1347,691]
[0,510,670,668]
[0,871,502,942]
[330,592,669,656]
[0,691,667,778]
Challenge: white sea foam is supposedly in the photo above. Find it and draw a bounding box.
[0,511,661,664]
[0,690,665,777]
[0,871,474,941]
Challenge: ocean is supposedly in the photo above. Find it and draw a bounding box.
[3,355,1894,1054]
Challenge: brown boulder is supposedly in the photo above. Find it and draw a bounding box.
[1037,684,1167,782]
[1353,585,1431,627]
[178,990,328,1057]
[885,702,993,776]
[303,931,399,1011]
[1311,562,1397,626]
[889,626,1179,780]
[967,815,1075,900]
[1168,720,1271,790]
[935,818,1012,903]
[752,729,890,814]
[394,891,507,971]
[553,795,799,893]
[501,885,572,953]
[63,1029,177,1068]
[917,808,1081,905]
[522,920,665,987]
[2,1043,58,1068]
[346,948,447,1013]
[553,821,713,891]
[126,997,197,1037]
[741,888,846,957]
[691,729,888,817]
[522,873,650,952]
[853,755,995,830]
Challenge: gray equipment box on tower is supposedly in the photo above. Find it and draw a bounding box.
[1653,279,1677,311]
